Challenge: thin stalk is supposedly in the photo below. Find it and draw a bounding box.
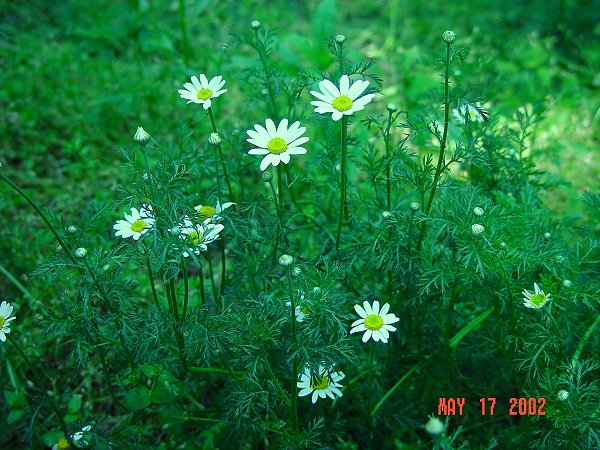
[0,173,77,266]
[146,255,159,308]
[416,41,452,251]
[286,266,299,434]
[384,109,394,211]
[169,278,179,321]
[371,362,423,416]
[181,258,189,318]
[265,357,291,406]
[208,104,234,202]
[165,275,175,316]
[368,340,374,412]
[253,28,279,118]
[188,366,246,376]
[139,143,156,201]
[0,262,37,303]
[206,254,218,301]
[8,335,71,444]
[219,240,226,302]
[268,177,282,264]
[335,115,349,250]
[198,263,206,306]
[571,313,600,366]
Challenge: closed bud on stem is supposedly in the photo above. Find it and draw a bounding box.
[410,202,420,212]
[335,34,346,44]
[261,171,273,182]
[279,254,293,267]
[250,20,261,30]
[472,224,485,235]
[386,103,398,113]
[134,126,150,144]
[442,30,456,44]
[75,248,87,258]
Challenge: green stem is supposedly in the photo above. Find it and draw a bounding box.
[169,278,179,321]
[206,253,218,301]
[571,313,600,366]
[207,108,234,202]
[219,240,226,303]
[198,263,206,306]
[139,143,156,201]
[384,109,394,211]
[371,362,423,417]
[416,41,452,251]
[335,115,349,250]
[287,266,299,434]
[0,173,77,266]
[181,259,189,318]
[254,28,279,118]
[0,262,37,303]
[268,178,282,265]
[8,335,71,443]
[265,357,291,406]
[187,366,245,376]
[368,340,374,412]
[146,255,159,308]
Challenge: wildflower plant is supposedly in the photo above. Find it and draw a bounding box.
[1,11,599,450]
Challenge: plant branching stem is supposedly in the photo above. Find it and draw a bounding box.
[416,41,452,251]
[335,115,349,250]
[287,267,299,434]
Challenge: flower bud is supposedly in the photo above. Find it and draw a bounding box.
[425,416,445,436]
[261,171,273,182]
[442,30,456,44]
[250,20,261,30]
[544,232,552,239]
[67,226,78,234]
[312,287,321,295]
[473,206,484,216]
[562,279,572,288]
[557,390,569,401]
[382,211,392,219]
[471,224,485,235]
[410,202,420,212]
[75,248,87,258]
[386,103,398,113]
[133,126,150,144]
[208,132,222,145]
[335,34,346,44]
[292,267,301,277]
[279,254,293,267]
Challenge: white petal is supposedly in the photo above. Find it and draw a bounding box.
[191,76,201,89]
[203,99,211,109]
[372,300,380,315]
[310,90,333,102]
[321,79,340,97]
[311,391,319,403]
[339,75,350,96]
[286,147,307,155]
[352,93,375,108]
[363,301,372,315]
[362,329,372,343]
[265,119,277,137]
[354,304,367,318]
[332,111,343,121]
[383,314,399,325]
[279,152,290,164]
[259,155,274,171]
[199,74,209,88]
[380,303,390,316]
[348,79,369,99]
[298,387,312,397]
[277,118,289,135]
[248,148,269,155]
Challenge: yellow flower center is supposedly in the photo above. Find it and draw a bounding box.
[310,375,329,390]
[130,220,146,233]
[196,206,216,221]
[364,314,384,330]
[0,316,5,328]
[332,95,353,112]
[267,137,287,155]
[187,230,204,246]
[56,437,71,450]
[197,88,213,101]
[300,306,309,314]
[529,293,547,307]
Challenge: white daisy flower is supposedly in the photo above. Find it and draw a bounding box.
[350,300,399,343]
[297,365,344,404]
[310,75,375,121]
[178,74,227,110]
[113,205,155,241]
[193,201,235,223]
[522,283,551,309]
[246,118,309,171]
[177,218,224,258]
[52,425,93,450]
[0,301,16,342]
[286,290,308,322]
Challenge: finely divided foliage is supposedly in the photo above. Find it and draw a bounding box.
[1,14,599,450]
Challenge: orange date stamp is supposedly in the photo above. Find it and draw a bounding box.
[437,397,547,416]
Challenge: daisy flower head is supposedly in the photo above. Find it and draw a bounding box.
[297,365,344,404]
[113,204,155,241]
[350,300,399,343]
[177,218,224,258]
[178,74,227,110]
[0,301,16,342]
[52,425,93,450]
[246,118,309,171]
[194,201,235,223]
[522,283,551,309]
[310,75,375,121]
